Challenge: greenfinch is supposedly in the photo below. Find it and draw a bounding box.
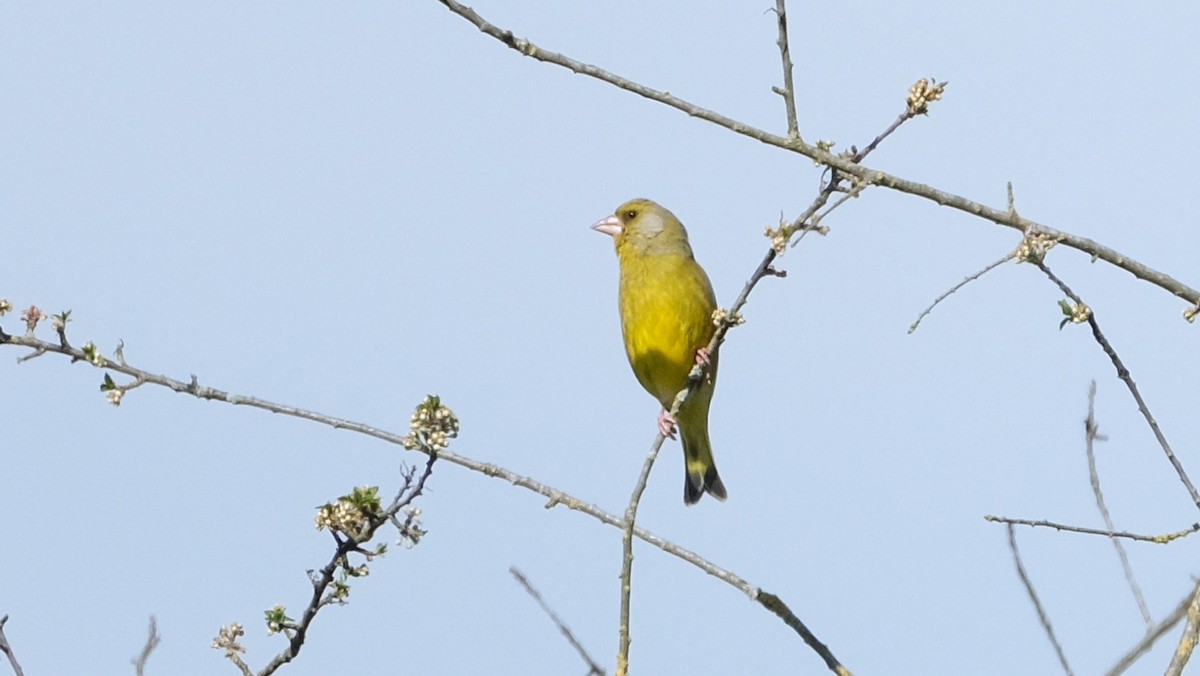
[593,198,727,505]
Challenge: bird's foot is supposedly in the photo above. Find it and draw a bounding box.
[657,409,678,439]
[694,346,711,366]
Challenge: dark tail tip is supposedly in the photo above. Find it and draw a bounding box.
[684,465,727,505]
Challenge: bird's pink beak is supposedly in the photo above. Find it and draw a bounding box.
[591,215,622,238]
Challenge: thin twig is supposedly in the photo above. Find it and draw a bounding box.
[985,516,1199,544]
[811,177,871,229]
[909,253,1015,333]
[616,437,663,676]
[1006,525,1074,675]
[1084,382,1153,628]
[132,616,161,676]
[770,0,800,140]
[1107,579,1200,675]
[0,616,25,676]
[756,592,851,676]
[511,568,605,676]
[851,109,914,164]
[1036,262,1200,512]
[1165,580,1200,675]
[434,0,1200,309]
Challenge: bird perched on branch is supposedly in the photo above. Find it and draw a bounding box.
[592,198,727,505]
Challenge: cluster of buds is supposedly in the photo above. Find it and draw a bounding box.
[211,622,245,658]
[907,78,947,116]
[264,605,294,636]
[82,341,106,367]
[1014,231,1059,264]
[21,306,45,334]
[764,220,790,254]
[397,506,427,549]
[813,139,836,166]
[1058,299,1092,329]
[101,374,124,406]
[315,485,382,541]
[711,308,746,329]
[402,395,459,451]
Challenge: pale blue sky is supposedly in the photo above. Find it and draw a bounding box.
[4,3,1200,675]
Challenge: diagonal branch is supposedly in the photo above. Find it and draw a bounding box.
[1107,578,1200,675]
[0,616,25,676]
[511,567,605,676]
[1164,579,1200,675]
[0,328,838,668]
[1006,525,1074,675]
[435,0,1200,310]
[1036,262,1200,512]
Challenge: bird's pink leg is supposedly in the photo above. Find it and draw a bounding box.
[657,408,678,439]
[658,347,710,439]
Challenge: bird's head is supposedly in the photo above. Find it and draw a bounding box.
[592,198,692,258]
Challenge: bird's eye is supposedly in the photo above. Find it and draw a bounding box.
[625,210,637,220]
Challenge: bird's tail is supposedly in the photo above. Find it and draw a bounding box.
[681,427,727,505]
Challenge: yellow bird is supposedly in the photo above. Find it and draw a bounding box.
[593,198,727,504]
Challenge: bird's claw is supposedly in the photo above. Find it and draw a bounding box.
[657,409,678,439]
[694,346,711,366]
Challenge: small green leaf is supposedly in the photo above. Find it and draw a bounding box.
[101,374,117,391]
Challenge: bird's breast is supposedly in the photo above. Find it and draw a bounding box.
[616,254,717,406]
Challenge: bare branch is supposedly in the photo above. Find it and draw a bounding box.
[616,436,664,676]
[757,592,851,676]
[908,253,1014,333]
[131,616,161,676]
[1165,580,1200,675]
[1107,579,1200,675]
[434,0,1200,309]
[1006,525,1074,675]
[0,616,25,676]
[985,516,1199,544]
[510,568,605,676]
[770,0,800,140]
[1084,382,1153,628]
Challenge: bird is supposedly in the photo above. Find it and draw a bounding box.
[592,198,727,504]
